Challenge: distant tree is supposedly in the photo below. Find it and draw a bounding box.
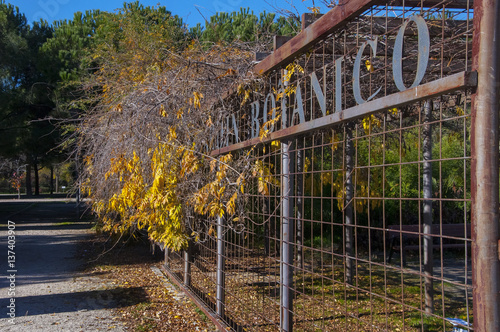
[0,2,29,157]
[191,8,300,49]
[0,2,65,195]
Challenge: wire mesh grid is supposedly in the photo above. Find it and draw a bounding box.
[164,1,476,331]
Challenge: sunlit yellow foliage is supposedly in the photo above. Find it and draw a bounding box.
[308,7,321,14]
[192,153,237,219]
[190,91,204,109]
[365,60,374,72]
[327,133,342,152]
[93,136,204,250]
[389,107,398,115]
[80,5,256,250]
[252,160,280,195]
[362,114,381,135]
[159,104,167,117]
[283,62,304,84]
[260,114,282,140]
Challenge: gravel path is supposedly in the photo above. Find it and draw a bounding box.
[0,201,126,331]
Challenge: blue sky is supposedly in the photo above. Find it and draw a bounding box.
[5,0,328,28]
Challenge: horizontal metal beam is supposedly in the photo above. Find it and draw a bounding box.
[253,0,471,76]
[253,0,376,75]
[391,0,473,9]
[211,71,477,156]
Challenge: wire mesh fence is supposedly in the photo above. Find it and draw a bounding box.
[161,1,496,331]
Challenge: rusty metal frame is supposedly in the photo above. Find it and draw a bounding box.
[160,1,500,331]
[470,0,500,330]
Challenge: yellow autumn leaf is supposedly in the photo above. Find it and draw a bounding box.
[365,60,374,73]
[308,6,320,14]
[192,91,203,109]
[388,107,398,115]
[208,225,215,237]
[258,178,269,195]
[159,104,167,117]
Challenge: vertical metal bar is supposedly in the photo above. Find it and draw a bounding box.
[345,125,354,285]
[471,0,500,331]
[422,100,434,314]
[281,139,295,332]
[264,197,270,255]
[296,139,304,270]
[216,215,226,318]
[183,245,191,287]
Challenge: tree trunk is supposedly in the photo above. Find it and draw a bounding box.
[345,125,354,285]
[25,162,32,197]
[50,165,54,195]
[423,100,434,314]
[34,158,40,196]
[55,166,59,193]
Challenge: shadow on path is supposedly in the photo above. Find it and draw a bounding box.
[15,287,148,316]
[0,200,135,330]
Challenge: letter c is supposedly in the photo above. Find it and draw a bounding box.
[353,37,381,105]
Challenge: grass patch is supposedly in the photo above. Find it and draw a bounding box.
[133,302,152,312]
[55,221,73,226]
[135,322,156,331]
[194,307,208,321]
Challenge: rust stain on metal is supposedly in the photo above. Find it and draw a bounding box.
[498,239,500,261]
[470,0,500,330]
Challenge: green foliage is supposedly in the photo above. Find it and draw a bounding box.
[0,2,67,192]
[0,2,28,90]
[193,8,299,44]
[41,9,103,82]
[0,3,29,156]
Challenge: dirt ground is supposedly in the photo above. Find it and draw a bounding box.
[0,200,216,331]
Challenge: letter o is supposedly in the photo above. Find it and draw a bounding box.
[263,92,276,133]
[393,15,430,91]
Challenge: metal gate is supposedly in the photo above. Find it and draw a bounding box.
[162,0,499,331]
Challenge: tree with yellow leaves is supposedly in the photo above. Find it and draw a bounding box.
[75,2,299,250]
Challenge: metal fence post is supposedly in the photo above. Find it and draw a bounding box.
[422,100,434,314]
[281,139,295,332]
[216,215,226,318]
[184,244,191,287]
[471,0,500,330]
